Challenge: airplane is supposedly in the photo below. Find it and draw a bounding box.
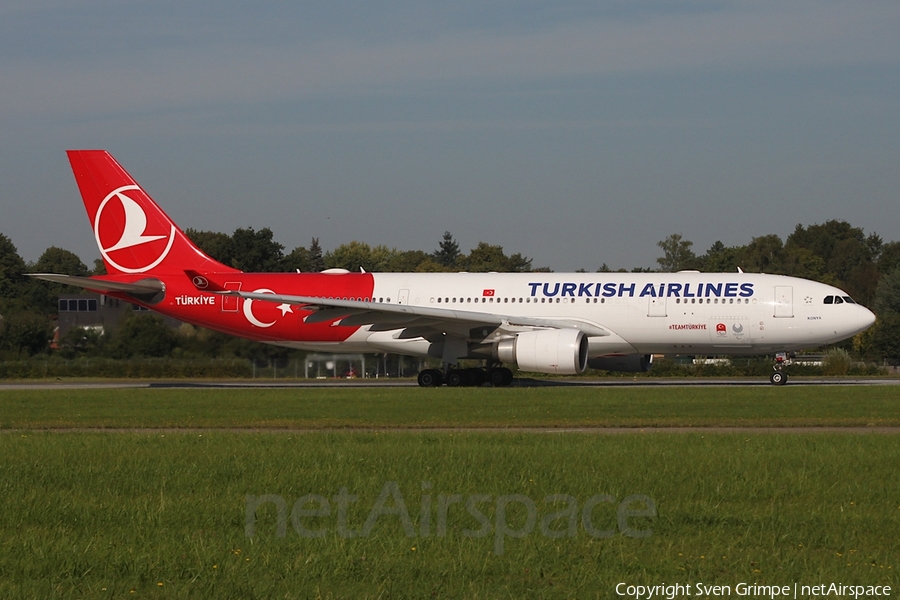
[31,150,877,386]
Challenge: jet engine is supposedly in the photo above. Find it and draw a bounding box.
[494,328,589,375]
[587,354,653,373]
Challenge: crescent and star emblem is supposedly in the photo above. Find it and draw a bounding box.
[242,288,293,328]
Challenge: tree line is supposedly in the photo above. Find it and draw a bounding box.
[1,220,899,364]
[182,228,542,274]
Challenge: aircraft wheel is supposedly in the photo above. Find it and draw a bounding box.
[488,367,513,387]
[418,369,442,387]
[769,371,788,386]
[446,370,464,387]
[466,368,486,387]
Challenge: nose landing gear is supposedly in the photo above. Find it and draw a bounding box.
[769,352,792,385]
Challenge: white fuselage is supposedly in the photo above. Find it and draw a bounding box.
[308,272,875,359]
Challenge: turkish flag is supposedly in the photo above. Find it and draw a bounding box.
[483,289,495,297]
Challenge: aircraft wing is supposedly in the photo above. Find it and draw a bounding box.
[221,288,610,338]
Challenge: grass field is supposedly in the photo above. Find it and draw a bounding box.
[1,385,899,429]
[1,386,898,598]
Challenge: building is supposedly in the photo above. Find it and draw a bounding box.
[56,293,182,338]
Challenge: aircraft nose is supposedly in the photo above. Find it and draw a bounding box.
[860,305,876,331]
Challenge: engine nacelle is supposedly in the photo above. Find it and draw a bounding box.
[495,329,589,375]
[587,354,653,373]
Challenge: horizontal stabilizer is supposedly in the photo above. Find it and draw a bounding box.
[27,273,165,295]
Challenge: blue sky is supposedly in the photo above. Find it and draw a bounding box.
[2,1,899,271]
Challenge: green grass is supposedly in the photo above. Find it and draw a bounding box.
[1,386,898,597]
[0,433,898,598]
[1,385,899,429]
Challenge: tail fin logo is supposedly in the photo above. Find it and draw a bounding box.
[94,185,176,273]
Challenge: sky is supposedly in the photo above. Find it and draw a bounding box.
[1,0,899,272]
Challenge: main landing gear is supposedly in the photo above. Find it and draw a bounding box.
[416,364,514,388]
[769,351,792,386]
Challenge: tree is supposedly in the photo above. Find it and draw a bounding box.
[0,233,26,300]
[58,326,105,358]
[505,252,533,273]
[308,238,325,272]
[387,250,431,272]
[873,268,900,317]
[464,243,510,272]
[872,268,900,363]
[90,258,107,276]
[878,241,900,275]
[282,246,311,273]
[786,221,877,304]
[185,229,235,266]
[26,247,91,315]
[433,232,460,268]
[740,234,784,273]
[656,234,696,272]
[230,227,284,272]
[32,247,89,277]
[0,311,51,357]
[701,241,741,272]
[779,246,826,281]
[326,241,384,273]
[108,313,176,358]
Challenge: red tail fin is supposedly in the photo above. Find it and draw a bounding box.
[67,150,238,276]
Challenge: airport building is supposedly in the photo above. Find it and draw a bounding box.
[56,293,183,339]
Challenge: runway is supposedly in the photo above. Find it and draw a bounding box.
[1,377,899,390]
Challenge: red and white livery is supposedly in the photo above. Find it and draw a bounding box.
[32,151,876,386]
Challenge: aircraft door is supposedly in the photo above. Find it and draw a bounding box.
[648,296,667,317]
[398,289,409,305]
[222,282,241,312]
[774,286,793,318]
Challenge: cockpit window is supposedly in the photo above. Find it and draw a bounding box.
[843,296,856,304]
[824,296,833,304]
[834,296,844,304]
